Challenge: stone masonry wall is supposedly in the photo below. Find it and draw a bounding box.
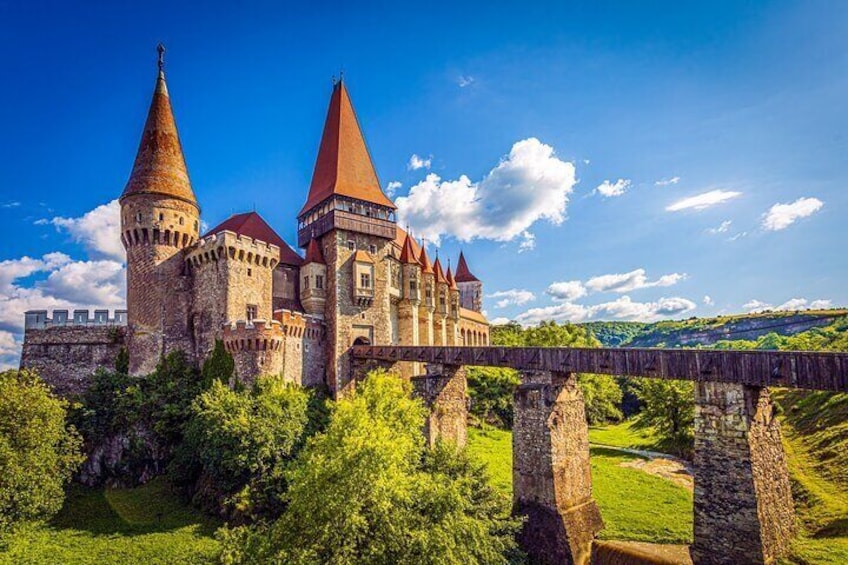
[513,371,603,565]
[322,230,392,396]
[411,363,468,447]
[21,326,127,397]
[221,320,284,386]
[691,382,795,565]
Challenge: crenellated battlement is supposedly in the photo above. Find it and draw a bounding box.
[220,319,285,352]
[273,309,324,340]
[24,309,128,330]
[186,230,281,270]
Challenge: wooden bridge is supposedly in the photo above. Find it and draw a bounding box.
[350,345,847,565]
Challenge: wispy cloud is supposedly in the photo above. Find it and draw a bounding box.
[707,220,732,234]
[743,297,832,313]
[385,181,402,197]
[761,197,823,231]
[655,176,680,186]
[585,269,686,293]
[666,189,741,212]
[486,289,536,308]
[457,75,475,88]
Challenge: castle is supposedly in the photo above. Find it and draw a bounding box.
[21,50,489,397]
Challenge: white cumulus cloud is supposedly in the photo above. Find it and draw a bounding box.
[666,189,741,212]
[595,178,631,197]
[515,295,696,325]
[395,138,576,246]
[407,154,432,171]
[585,269,686,294]
[386,181,402,197]
[703,295,714,306]
[486,289,536,308]
[743,297,832,313]
[46,199,125,261]
[761,197,824,231]
[546,280,587,302]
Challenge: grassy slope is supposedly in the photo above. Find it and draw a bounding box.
[467,427,693,544]
[0,478,219,565]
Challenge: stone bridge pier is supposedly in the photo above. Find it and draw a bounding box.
[691,382,795,565]
[513,370,603,565]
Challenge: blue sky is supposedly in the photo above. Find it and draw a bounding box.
[1,1,846,365]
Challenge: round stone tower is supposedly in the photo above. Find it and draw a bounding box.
[120,46,200,375]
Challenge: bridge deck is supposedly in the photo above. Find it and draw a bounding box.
[350,345,848,392]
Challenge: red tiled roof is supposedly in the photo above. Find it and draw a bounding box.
[398,234,418,264]
[418,244,434,274]
[446,266,458,290]
[299,81,395,216]
[121,68,197,206]
[433,257,447,284]
[454,251,479,283]
[304,238,325,264]
[206,212,303,266]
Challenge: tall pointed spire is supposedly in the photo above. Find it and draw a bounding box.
[121,45,197,206]
[418,243,434,274]
[454,251,480,283]
[433,256,447,284]
[399,234,418,264]
[299,80,395,216]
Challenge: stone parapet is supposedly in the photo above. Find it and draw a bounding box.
[221,320,285,384]
[24,309,128,329]
[186,230,281,270]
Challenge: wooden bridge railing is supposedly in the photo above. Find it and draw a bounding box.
[350,345,848,392]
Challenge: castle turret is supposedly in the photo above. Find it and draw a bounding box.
[446,265,460,345]
[120,45,199,375]
[455,251,483,313]
[298,80,397,395]
[301,238,327,317]
[432,256,449,345]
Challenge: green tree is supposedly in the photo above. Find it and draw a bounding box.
[466,367,521,427]
[634,378,694,457]
[0,370,84,531]
[141,350,206,447]
[201,340,235,388]
[114,347,129,374]
[183,377,310,519]
[218,371,522,564]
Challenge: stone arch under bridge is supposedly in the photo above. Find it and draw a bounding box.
[350,345,848,565]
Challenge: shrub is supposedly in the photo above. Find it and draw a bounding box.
[0,370,84,531]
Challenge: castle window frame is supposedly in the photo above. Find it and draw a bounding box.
[360,272,372,289]
[179,216,184,226]
[303,275,309,289]
[246,305,258,322]
[247,268,252,277]
[158,213,164,221]
[315,275,324,289]
[347,240,356,251]
[369,244,377,254]
[135,212,142,223]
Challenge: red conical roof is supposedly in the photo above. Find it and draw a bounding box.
[399,234,418,264]
[206,212,303,266]
[304,238,325,264]
[446,266,458,290]
[418,244,434,274]
[121,56,197,206]
[433,257,447,284]
[299,81,395,216]
[454,251,479,283]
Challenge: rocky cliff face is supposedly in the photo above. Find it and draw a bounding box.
[78,424,168,487]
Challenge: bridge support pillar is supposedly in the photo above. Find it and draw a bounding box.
[349,357,398,395]
[412,363,467,447]
[513,371,603,565]
[691,382,795,565]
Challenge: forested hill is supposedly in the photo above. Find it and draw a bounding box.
[580,310,848,348]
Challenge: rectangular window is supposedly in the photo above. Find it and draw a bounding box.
[302,275,309,289]
[360,272,371,289]
[247,268,252,277]
[315,275,324,289]
[347,240,355,251]
[369,244,377,254]
[246,305,258,321]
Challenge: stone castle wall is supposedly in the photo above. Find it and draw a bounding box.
[21,323,127,397]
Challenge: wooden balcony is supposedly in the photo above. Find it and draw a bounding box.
[298,210,396,247]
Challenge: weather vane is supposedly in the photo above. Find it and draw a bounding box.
[157,43,166,72]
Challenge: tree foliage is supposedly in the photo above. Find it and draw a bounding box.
[0,370,84,531]
[181,377,310,519]
[634,379,694,457]
[201,340,235,388]
[218,371,523,565]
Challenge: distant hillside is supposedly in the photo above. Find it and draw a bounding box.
[581,310,848,348]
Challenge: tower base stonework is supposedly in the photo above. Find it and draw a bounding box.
[513,371,603,565]
[691,382,795,565]
[411,363,467,447]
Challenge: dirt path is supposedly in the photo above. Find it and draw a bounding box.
[591,443,694,491]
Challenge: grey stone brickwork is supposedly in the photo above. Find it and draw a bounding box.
[20,325,127,397]
[512,370,603,565]
[691,382,795,565]
[411,363,468,447]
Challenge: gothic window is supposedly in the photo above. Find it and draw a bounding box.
[246,305,258,321]
[409,278,417,294]
[135,212,142,223]
[360,272,372,289]
[179,217,184,225]
[303,275,309,289]
[158,213,164,221]
[315,275,324,289]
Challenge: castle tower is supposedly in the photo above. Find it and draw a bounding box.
[297,80,397,395]
[455,251,483,313]
[120,45,200,375]
[301,238,327,317]
[445,265,460,345]
[417,244,436,346]
[432,256,449,345]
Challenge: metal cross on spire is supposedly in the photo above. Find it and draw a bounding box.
[157,43,166,72]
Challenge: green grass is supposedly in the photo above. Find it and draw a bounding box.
[588,419,662,452]
[0,477,220,565]
[467,427,694,544]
